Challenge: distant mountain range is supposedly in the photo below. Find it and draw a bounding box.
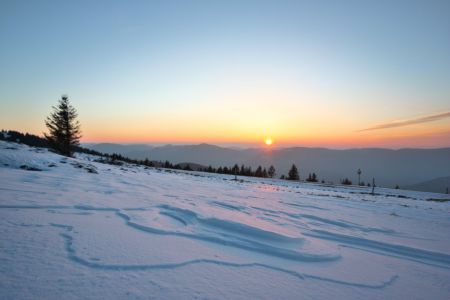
[404,176,450,194]
[85,143,450,193]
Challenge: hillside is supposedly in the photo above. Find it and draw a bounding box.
[405,176,450,194]
[86,143,450,189]
[1,141,450,299]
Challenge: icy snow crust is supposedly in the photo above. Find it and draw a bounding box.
[1,141,449,299]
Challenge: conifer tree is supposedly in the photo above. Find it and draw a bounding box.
[255,166,263,177]
[268,165,276,178]
[288,164,299,181]
[341,178,352,185]
[232,164,239,180]
[262,168,268,178]
[232,164,240,175]
[44,95,81,156]
[246,166,252,176]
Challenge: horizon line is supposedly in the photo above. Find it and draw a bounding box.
[81,141,450,151]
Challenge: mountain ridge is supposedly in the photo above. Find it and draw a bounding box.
[85,143,450,191]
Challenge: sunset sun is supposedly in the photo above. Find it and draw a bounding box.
[265,138,273,146]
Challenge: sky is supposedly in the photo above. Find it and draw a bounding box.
[1,0,449,148]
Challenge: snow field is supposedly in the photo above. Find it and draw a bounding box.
[1,141,449,299]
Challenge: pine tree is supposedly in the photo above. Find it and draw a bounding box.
[44,95,81,156]
[262,168,268,178]
[232,164,240,175]
[268,165,276,178]
[246,166,252,176]
[231,164,239,180]
[288,164,299,181]
[255,166,263,177]
[306,173,318,182]
[341,178,352,185]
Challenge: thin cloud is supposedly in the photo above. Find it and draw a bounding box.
[359,111,450,132]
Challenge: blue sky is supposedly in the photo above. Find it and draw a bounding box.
[1,0,449,147]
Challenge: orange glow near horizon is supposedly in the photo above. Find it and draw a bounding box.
[78,127,450,149]
[9,109,449,149]
[73,103,450,148]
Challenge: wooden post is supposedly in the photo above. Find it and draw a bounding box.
[371,178,375,195]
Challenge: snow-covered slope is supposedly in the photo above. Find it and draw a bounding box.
[1,141,449,300]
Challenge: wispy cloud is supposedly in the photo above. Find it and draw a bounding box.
[359,111,450,132]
